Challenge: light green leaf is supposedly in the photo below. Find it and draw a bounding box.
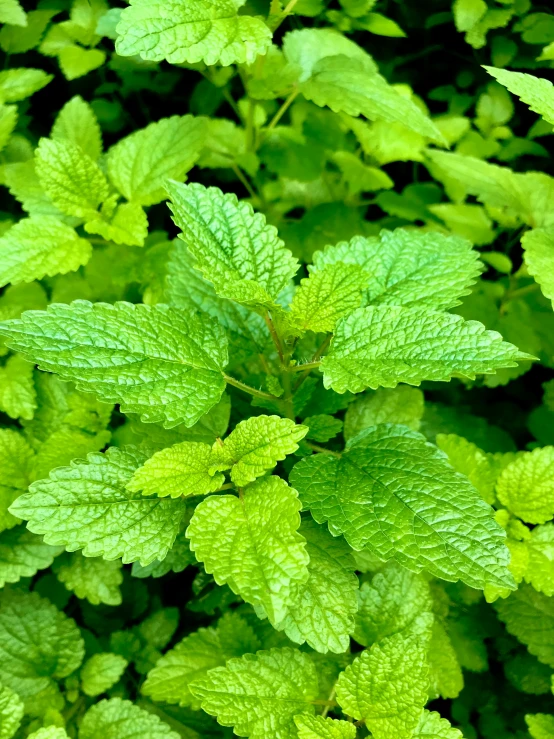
[290,424,514,590]
[210,415,308,487]
[0,301,228,428]
[116,0,272,66]
[0,0,26,26]
[58,45,105,81]
[484,67,554,127]
[107,116,205,206]
[294,715,356,739]
[190,647,318,739]
[0,353,36,420]
[85,201,148,247]
[290,263,369,333]
[321,305,529,394]
[354,562,433,647]
[27,729,68,739]
[453,0,487,32]
[362,11,406,37]
[413,710,463,739]
[427,621,464,700]
[35,138,109,219]
[0,589,84,699]
[187,476,309,624]
[522,228,554,309]
[0,683,24,739]
[496,584,554,667]
[276,518,358,654]
[80,698,180,739]
[0,428,34,533]
[11,446,188,566]
[344,386,424,440]
[336,632,429,738]
[0,9,55,54]
[0,525,62,587]
[167,181,298,312]
[51,95,103,162]
[429,203,495,247]
[436,433,496,504]
[524,523,554,597]
[304,415,343,443]
[0,68,52,103]
[526,714,554,739]
[496,447,554,524]
[0,216,92,286]
[80,653,128,697]
[312,229,482,310]
[283,28,377,80]
[53,551,123,605]
[142,611,260,709]
[127,441,224,499]
[0,104,17,153]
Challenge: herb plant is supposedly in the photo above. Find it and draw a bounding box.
[0,1,553,738]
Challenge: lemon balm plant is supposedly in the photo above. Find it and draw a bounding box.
[0,1,554,738]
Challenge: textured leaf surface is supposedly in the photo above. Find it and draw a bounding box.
[304,415,343,443]
[336,632,429,738]
[312,230,481,310]
[0,525,62,587]
[80,653,128,697]
[427,621,464,700]
[84,201,148,248]
[0,353,36,420]
[53,551,123,605]
[116,0,272,66]
[0,68,51,103]
[321,305,529,394]
[496,584,554,667]
[11,447,188,565]
[276,518,358,653]
[496,447,554,524]
[168,181,298,311]
[107,116,205,206]
[413,710,463,739]
[127,441,224,499]
[190,647,318,739]
[0,683,23,739]
[0,589,84,698]
[0,301,228,428]
[290,424,514,590]
[522,228,554,309]
[80,698,180,739]
[524,524,554,597]
[211,415,307,486]
[51,95,102,161]
[484,66,554,126]
[0,216,92,286]
[436,433,496,504]
[526,714,554,739]
[187,476,309,624]
[0,428,34,533]
[294,715,356,739]
[344,386,424,440]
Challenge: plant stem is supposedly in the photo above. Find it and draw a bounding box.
[222,86,242,120]
[231,163,258,201]
[269,0,300,32]
[291,360,322,373]
[305,441,341,457]
[223,374,275,400]
[264,87,300,136]
[265,313,285,364]
[321,687,336,718]
[216,482,235,492]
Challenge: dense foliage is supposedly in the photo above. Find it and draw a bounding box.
[0,0,554,737]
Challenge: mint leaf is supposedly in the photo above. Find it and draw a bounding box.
[290,424,514,590]
[84,200,148,248]
[524,524,554,597]
[116,0,272,66]
[80,698,179,739]
[522,228,554,309]
[344,386,424,440]
[167,181,298,311]
[11,447,188,565]
[0,683,24,739]
[0,428,34,533]
[294,715,356,739]
[51,95,102,162]
[0,68,52,103]
[0,0,26,26]
[336,632,429,738]
[526,714,554,739]
[187,476,309,624]
[0,525,62,587]
[413,710,464,739]
[496,585,554,667]
[321,305,530,394]
[436,433,497,504]
[0,354,36,421]
[484,66,554,126]
[304,415,343,443]
[53,551,123,606]
[190,647,319,739]
[80,653,128,697]
[0,301,228,428]
[496,447,554,524]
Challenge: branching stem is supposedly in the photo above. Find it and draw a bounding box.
[223,374,275,400]
[264,87,300,135]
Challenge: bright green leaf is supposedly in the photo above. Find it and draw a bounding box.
[80,697,180,739]
[53,551,123,605]
[496,447,554,524]
[80,653,128,697]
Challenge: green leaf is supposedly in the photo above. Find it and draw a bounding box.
[522,228,554,309]
[304,415,343,443]
[0,104,17,153]
[80,653,128,697]
[283,28,377,80]
[354,562,433,647]
[11,446,188,566]
[412,710,464,739]
[116,0,272,66]
[190,647,318,739]
[0,525,62,587]
[0,68,52,103]
[321,305,530,394]
[85,200,148,247]
[275,518,358,654]
[496,447,554,524]
[495,584,554,668]
[0,354,36,420]
[167,181,298,312]
[294,715,356,739]
[0,589,84,699]
[27,730,69,739]
[58,45,106,81]
[505,652,553,695]
[0,428,34,533]
[427,621,464,700]
[312,229,483,310]
[187,476,309,624]
[290,263,369,333]
[0,683,24,739]
[436,433,497,504]
[0,216,92,286]
[35,138,109,219]
[51,95,102,162]
[290,424,514,590]
[524,524,554,597]
[484,67,554,127]
[210,415,308,486]
[0,0,26,26]
[107,116,205,207]
[336,632,429,738]
[526,714,554,739]
[53,551,123,605]
[0,301,228,428]
[127,441,224,499]
[80,698,180,739]
[142,611,260,709]
[344,386,424,440]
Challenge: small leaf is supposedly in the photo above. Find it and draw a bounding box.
[80,653,128,697]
